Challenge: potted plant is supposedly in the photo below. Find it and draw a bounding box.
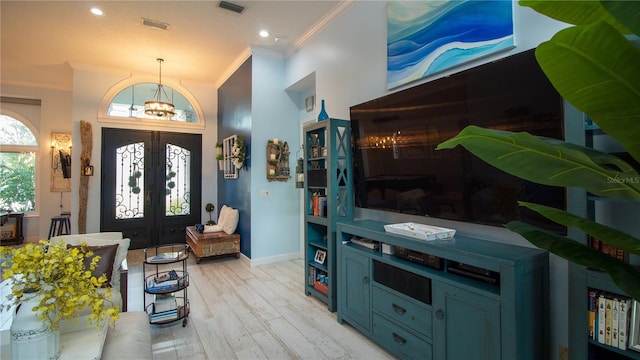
[230,135,246,169]
[216,153,224,170]
[215,141,223,156]
[205,203,215,225]
[0,240,120,358]
[437,1,640,300]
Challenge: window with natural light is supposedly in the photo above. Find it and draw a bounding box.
[0,115,38,212]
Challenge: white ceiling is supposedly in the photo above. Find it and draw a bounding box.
[0,0,345,90]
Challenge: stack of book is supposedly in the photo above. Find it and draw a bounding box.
[588,236,626,262]
[150,294,178,323]
[146,270,183,292]
[311,194,327,217]
[308,265,328,288]
[588,289,632,350]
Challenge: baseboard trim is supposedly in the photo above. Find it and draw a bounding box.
[247,252,300,267]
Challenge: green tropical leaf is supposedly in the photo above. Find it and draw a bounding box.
[436,126,640,200]
[535,21,640,161]
[517,201,640,255]
[506,220,640,301]
[600,1,640,35]
[519,0,633,34]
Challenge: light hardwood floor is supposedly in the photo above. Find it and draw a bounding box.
[126,249,395,360]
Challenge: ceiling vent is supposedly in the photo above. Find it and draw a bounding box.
[142,18,170,30]
[219,1,244,14]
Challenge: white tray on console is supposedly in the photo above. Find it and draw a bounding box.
[384,222,455,241]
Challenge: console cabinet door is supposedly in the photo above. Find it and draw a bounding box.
[340,247,371,331]
[432,282,500,360]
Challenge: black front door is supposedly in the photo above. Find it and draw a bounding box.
[100,128,202,249]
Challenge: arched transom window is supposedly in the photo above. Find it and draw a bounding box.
[107,83,197,123]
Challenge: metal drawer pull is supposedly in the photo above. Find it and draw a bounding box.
[392,303,406,315]
[392,332,407,345]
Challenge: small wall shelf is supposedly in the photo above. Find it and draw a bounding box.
[266,139,290,182]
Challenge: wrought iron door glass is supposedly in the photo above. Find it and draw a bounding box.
[115,142,145,219]
[165,143,191,216]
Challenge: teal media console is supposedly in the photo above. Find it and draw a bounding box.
[336,219,549,360]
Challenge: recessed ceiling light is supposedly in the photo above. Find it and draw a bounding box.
[259,30,270,38]
[90,7,104,16]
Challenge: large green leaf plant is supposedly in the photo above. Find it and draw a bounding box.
[437,1,640,300]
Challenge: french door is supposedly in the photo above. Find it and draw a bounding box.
[100,128,202,249]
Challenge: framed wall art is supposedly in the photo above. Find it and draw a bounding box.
[50,132,72,192]
[387,0,515,89]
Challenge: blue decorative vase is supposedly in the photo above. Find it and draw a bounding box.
[317,99,329,121]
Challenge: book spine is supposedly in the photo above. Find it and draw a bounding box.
[619,297,629,350]
[605,296,613,345]
[598,293,606,344]
[612,296,620,347]
[588,290,597,340]
[150,309,178,322]
[313,194,319,216]
[318,196,326,218]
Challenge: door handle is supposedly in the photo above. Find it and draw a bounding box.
[392,332,407,345]
[436,309,444,319]
[362,276,369,285]
[146,189,152,206]
[392,303,406,315]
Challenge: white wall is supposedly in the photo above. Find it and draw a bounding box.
[283,2,569,358]
[1,84,73,241]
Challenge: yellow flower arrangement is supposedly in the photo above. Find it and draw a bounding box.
[0,240,120,329]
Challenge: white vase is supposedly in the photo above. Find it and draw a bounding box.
[10,293,60,360]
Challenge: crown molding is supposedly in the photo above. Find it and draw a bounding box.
[214,0,356,89]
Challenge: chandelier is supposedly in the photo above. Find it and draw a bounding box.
[144,58,175,118]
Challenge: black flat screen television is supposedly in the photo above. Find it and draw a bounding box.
[350,49,565,233]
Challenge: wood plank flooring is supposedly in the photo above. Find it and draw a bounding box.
[126,250,395,360]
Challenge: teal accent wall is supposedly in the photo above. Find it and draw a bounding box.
[218,57,252,257]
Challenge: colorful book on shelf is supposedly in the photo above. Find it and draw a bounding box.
[590,289,633,350]
[619,297,629,350]
[612,296,619,346]
[150,309,178,322]
[588,290,597,340]
[588,236,626,262]
[605,296,613,345]
[147,276,186,292]
[598,293,606,344]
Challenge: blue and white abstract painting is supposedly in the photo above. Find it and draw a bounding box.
[387,0,515,89]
